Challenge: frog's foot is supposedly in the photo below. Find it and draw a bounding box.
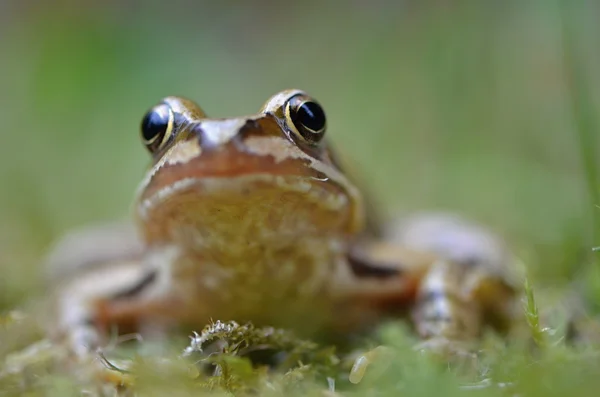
[55,345,137,393]
[54,316,140,389]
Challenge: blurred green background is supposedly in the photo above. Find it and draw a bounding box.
[1,1,599,310]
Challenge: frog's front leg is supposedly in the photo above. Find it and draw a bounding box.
[346,214,518,382]
[54,260,155,357]
[46,223,180,359]
[389,212,518,345]
[347,242,515,345]
[410,257,515,356]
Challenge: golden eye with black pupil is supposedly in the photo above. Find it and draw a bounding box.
[284,95,327,145]
[140,103,174,153]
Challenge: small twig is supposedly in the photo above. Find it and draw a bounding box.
[96,350,130,374]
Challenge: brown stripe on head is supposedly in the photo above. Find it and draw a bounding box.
[136,117,364,246]
[134,90,366,246]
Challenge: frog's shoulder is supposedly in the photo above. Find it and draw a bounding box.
[384,211,520,287]
[44,221,145,285]
[327,144,385,239]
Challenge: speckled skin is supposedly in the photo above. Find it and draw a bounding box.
[45,90,518,358]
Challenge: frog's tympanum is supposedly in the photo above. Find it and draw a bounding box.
[45,90,518,376]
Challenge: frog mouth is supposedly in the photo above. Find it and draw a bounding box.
[135,140,363,245]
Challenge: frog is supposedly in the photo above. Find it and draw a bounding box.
[43,89,518,381]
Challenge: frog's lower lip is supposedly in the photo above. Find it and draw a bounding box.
[136,173,352,245]
[135,148,357,244]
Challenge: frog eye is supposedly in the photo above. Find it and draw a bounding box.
[140,104,174,153]
[284,95,327,145]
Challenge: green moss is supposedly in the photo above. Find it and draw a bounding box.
[2,300,599,396]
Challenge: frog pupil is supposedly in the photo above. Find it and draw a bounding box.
[297,101,325,132]
[141,107,169,142]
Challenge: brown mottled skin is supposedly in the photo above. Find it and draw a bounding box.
[45,89,518,362]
